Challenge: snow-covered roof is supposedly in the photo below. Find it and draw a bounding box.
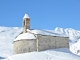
[14,33,36,41]
[23,14,29,19]
[14,29,68,41]
[30,29,68,37]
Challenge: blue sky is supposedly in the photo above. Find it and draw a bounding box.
[0,0,80,30]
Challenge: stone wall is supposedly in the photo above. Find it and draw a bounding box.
[13,34,69,54]
[13,39,36,54]
[37,34,69,51]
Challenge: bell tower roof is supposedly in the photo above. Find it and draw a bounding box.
[23,13,30,19]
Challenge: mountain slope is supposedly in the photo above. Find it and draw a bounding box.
[0,26,80,56]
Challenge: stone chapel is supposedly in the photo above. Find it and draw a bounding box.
[13,14,69,54]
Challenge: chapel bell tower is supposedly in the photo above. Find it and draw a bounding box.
[23,14,30,33]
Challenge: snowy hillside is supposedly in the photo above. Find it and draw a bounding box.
[0,26,80,59]
[1,48,80,60]
[0,26,22,55]
[11,48,80,60]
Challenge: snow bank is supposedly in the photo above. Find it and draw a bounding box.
[11,48,80,60]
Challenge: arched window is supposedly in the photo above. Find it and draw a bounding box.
[23,20,25,26]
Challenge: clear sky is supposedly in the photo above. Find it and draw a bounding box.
[0,0,80,30]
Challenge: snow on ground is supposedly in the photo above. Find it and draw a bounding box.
[5,48,80,60]
[0,26,80,59]
[1,48,80,60]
